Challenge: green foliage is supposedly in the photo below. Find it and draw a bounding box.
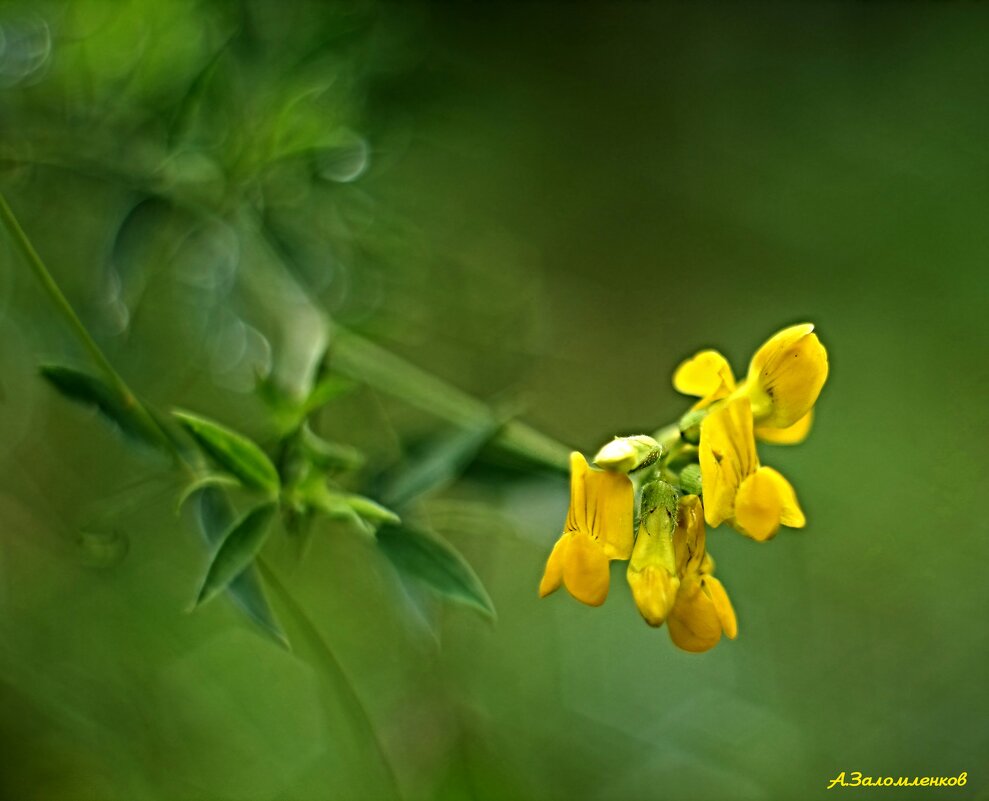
[194,501,279,609]
[195,488,287,646]
[381,417,504,509]
[298,425,365,472]
[40,364,167,452]
[173,411,280,494]
[376,523,495,620]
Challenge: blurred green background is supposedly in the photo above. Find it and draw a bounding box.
[1,2,987,799]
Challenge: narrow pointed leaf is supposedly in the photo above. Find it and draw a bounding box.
[195,501,278,608]
[376,523,495,619]
[345,495,400,526]
[176,473,242,512]
[300,426,365,472]
[382,417,503,509]
[40,364,167,451]
[174,410,279,493]
[196,488,288,646]
[302,374,356,417]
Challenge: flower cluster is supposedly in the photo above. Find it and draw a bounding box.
[539,324,829,652]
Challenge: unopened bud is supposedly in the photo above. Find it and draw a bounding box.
[593,435,661,473]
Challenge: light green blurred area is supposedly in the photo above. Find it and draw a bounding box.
[1,2,988,800]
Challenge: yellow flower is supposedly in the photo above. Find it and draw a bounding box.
[698,397,806,541]
[743,323,828,429]
[539,452,634,606]
[666,495,737,653]
[672,349,736,410]
[672,324,828,443]
[626,481,680,626]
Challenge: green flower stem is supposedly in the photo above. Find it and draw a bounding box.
[0,190,188,470]
[328,326,572,473]
[258,558,402,800]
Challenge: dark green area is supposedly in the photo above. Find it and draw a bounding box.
[1,2,987,800]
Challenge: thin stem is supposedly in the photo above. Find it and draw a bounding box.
[0,191,129,398]
[0,190,189,470]
[258,558,403,800]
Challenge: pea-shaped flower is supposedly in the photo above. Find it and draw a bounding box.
[673,323,828,444]
[699,396,805,541]
[666,495,738,653]
[539,452,634,606]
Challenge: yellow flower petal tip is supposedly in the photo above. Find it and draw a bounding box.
[746,323,829,428]
[562,532,611,605]
[756,409,813,445]
[733,466,804,541]
[673,349,736,405]
[538,535,567,598]
[628,566,679,626]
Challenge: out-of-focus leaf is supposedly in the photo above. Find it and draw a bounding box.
[176,473,242,511]
[297,478,394,533]
[257,372,355,436]
[330,327,571,473]
[302,374,356,417]
[40,364,167,451]
[345,495,400,526]
[381,417,503,509]
[173,410,279,493]
[300,425,365,472]
[196,488,287,647]
[376,523,495,620]
[194,501,278,608]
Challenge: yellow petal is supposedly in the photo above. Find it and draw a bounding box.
[733,465,804,539]
[698,397,757,527]
[538,534,568,598]
[583,466,634,560]
[702,576,737,639]
[565,452,590,534]
[762,466,806,528]
[627,564,680,627]
[733,467,784,541]
[673,494,706,577]
[673,349,736,404]
[667,578,722,653]
[562,532,611,606]
[756,409,813,445]
[746,323,828,428]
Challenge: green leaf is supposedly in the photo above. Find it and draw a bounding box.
[176,473,242,512]
[297,479,384,534]
[301,374,356,417]
[376,523,495,620]
[195,501,278,608]
[345,495,400,526]
[173,410,280,493]
[40,364,167,451]
[300,425,365,472]
[382,417,503,509]
[196,488,287,646]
